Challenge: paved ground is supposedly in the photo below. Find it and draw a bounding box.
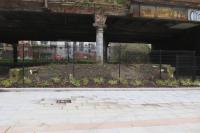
[0,90,200,133]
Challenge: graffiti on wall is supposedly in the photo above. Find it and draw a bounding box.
[188,9,200,22]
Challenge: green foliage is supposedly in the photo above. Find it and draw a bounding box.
[51,77,61,84]
[40,81,50,87]
[131,80,144,87]
[9,68,23,82]
[108,79,118,86]
[70,79,81,87]
[166,66,175,78]
[179,79,193,86]
[118,78,128,86]
[24,77,32,85]
[167,80,179,87]
[0,79,13,88]
[82,78,89,86]
[155,80,167,86]
[69,74,80,87]
[121,79,129,86]
[155,80,179,87]
[93,77,104,85]
[193,80,200,86]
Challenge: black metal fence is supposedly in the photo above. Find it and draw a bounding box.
[0,43,200,87]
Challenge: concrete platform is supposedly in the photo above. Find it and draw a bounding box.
[0,90,200,133]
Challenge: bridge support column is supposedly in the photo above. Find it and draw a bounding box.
[93,14,107,64]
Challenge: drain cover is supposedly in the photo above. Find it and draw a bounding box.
[56,99,72,104]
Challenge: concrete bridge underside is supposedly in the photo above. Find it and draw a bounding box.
[1,1,200,64]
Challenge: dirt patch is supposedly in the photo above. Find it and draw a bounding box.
[26,64,172,81]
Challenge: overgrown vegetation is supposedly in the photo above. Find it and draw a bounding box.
[69,74,81,87]
[131,80,144,87]
[51,77,61,84]
[93,77,104,85]
[179,79,193,87]
[82,78,89,86]
[108,79,118,86]
[0,79,13,88]
[155,80,179,87]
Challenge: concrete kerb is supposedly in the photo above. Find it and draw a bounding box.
[0,87,200,92]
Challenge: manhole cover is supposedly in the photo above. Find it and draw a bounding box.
[56,99,72,104]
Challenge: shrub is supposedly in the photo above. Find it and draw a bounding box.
[155,80,167,87]
[40,81,50,87]
[82,78,89,86]
[9,68,23,82]
[118,78,128,86]
[70,78,81,87]
[167,80,179,87]
[193,80,200,87]
[93,77,104,85]
[69,75,80,87]
[108,79,118,86]
[179,79,193,86]
[131,80,144,87]
[51,77,61,84]
[1,79,13,88]
[24,77,32,85]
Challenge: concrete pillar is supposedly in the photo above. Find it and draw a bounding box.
[44,0,48,8]
[96,27,104,64]
[13,44,18,67]
[93,13,107,64]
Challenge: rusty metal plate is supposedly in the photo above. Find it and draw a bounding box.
[157,7,187,20]
[140,5,156,18]
[140,5,188,20]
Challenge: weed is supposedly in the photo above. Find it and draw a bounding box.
[82,78,89,86]
[179,79,193,86]
[108,79,118,86]
[93,77,104,85]
[167,80,179,87]
[0,79,13,88]
[193,80,200,86]
[24,77,32,85]
[155,80,167,86]
[51,77,61,84]
[69,74,80,87]
[38,81,50,87]
[131,80,144,87]
[118,78,129,86]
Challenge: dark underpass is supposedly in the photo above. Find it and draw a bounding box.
[1,0,200,87]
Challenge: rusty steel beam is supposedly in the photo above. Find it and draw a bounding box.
[130,0,200,8]
[0,0,44,11]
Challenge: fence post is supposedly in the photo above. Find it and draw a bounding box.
[67,42,70,63]
[159,50,162,79]
[192,56,196,80]
[176,55,179,80]
[72,42,75,77]
[119,44,121,82]
[22,43,25,87]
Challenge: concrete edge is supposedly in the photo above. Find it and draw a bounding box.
[0,87,200,92]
